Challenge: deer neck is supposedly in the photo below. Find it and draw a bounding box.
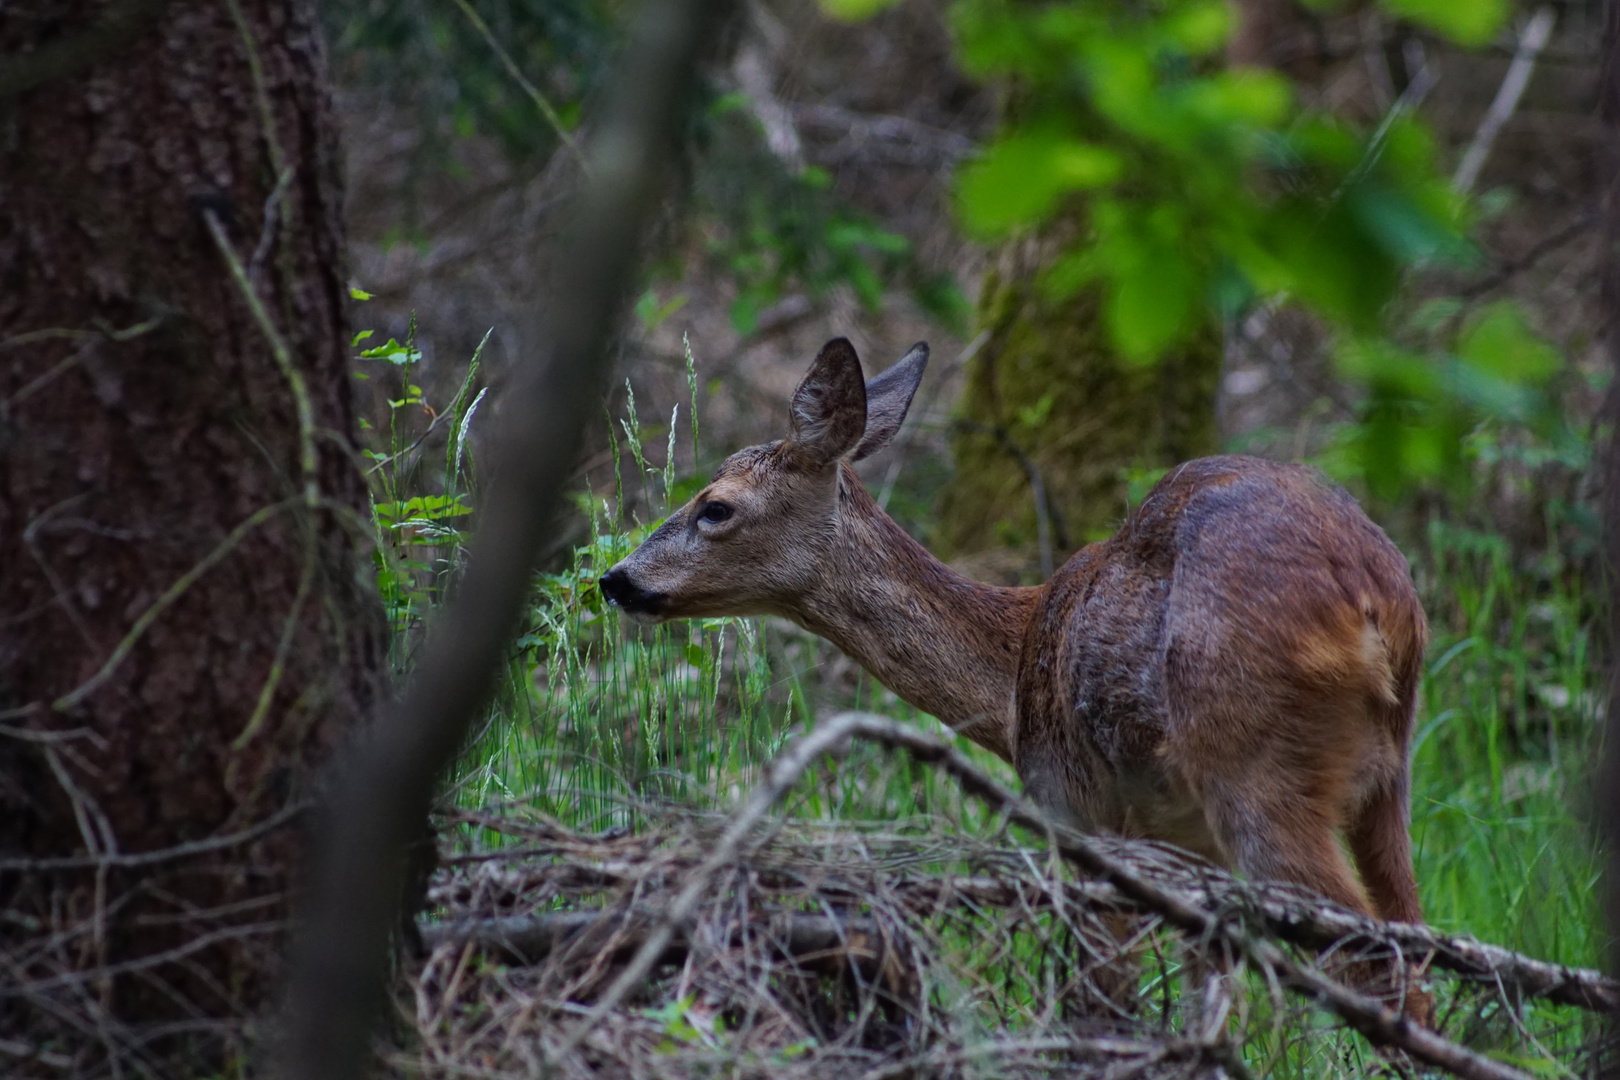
[787,469,1039,761]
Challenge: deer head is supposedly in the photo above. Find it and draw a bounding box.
[599,337,928,622]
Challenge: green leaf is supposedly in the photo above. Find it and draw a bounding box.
[1443,357,1538,418]
[816,0,902,22]
[349,285,374,301]
[1016,392,1056,430]
[635,290,689,331]
[1107,259,1194,365]
[1196,70,1292,127]
[729,292,764,336]
[1336,339,1438,398]
[352,329,375,346]
[1163,0,1234,55]
[774,1038,818,1062]
[708,90,751,116]
[1379,0,1508,46]
[1456,302,1560,384]
[1084,39,1157,135]
[359,337,423,365]
[378,495,474,523]
[1346,182,1468,266]
[799,165,833,190]
[1269,201,1396,330]
[957,132,1123,236]
[685,643,707,667]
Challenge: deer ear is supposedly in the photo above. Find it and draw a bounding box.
[851,342,928,461]
[788,338,867,463]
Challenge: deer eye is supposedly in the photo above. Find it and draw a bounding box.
[696,501,733,525]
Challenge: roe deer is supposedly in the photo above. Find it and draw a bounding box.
[600,338,1429,1011]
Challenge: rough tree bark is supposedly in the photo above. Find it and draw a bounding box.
[0,1,380,1071]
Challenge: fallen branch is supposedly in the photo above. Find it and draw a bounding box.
[545,713,1543,1080]
[824,713,1540,1080]
[421,909,889,973]
[1245,883,1617,1015]
[426,848,1616,1017]
[553,716,879,1057]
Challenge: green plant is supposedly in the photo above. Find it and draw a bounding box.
[927,0,1565,495]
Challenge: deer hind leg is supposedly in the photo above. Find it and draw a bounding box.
[1346,771,1421,924]
[1205,775,1431,1025]
[1204,782,1374,915]
[1347,771,1433,1024]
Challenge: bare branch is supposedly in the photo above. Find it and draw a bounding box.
[421,909,889,971]
[0,801,308,872]
[448,0,589,173]
[1454,8,1557,194]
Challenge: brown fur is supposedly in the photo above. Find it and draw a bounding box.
[605,340,1430,1014]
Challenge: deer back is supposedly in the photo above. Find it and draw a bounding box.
[1013,455,1427,868]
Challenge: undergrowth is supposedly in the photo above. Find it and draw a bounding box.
[361,328,1606,1075]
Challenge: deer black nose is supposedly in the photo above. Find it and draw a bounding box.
[599,568,634,605]
[599,567,661,614]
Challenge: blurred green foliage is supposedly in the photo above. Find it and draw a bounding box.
[335,0,1577,496]
[930,0,1567,495]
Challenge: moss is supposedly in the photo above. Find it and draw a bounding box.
[936,240,1220,564]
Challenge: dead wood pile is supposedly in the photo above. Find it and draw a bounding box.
[393,715,1616,1080]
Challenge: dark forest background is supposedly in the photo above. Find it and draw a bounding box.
[1,0,1615,1076]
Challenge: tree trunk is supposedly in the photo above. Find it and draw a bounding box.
[936,236,1221,569]
[0,1,381,1070]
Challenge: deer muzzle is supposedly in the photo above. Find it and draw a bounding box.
[599,566,666,619]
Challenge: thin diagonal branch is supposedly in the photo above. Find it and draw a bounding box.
[275,0,723,1074]
[448,0,589,173]
[1454,8,1556,194]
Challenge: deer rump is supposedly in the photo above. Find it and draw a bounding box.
[1015,455,1427,928]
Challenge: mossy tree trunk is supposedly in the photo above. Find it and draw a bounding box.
[936,0,1317,573]
[0,1,381,1070]
[937,234,1221,568]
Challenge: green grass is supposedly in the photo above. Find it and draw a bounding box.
[367,348,1605,1074]
[1410,515,1601,972]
